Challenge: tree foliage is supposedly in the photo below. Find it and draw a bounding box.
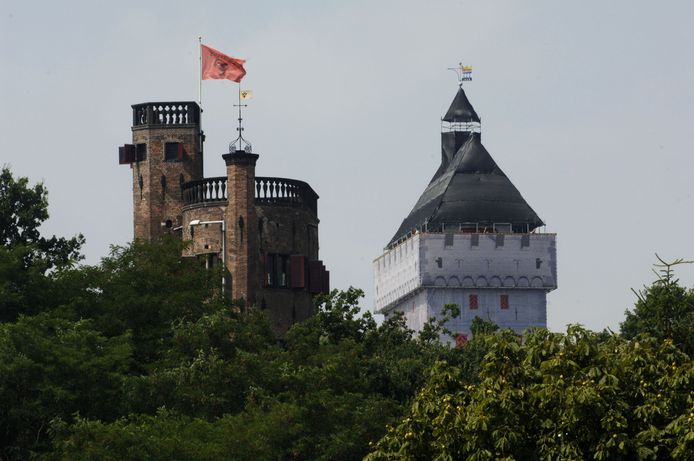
[621,255,694,356]
[0,166,83,269]
[366,326,693,460]
[43,288,453,461]
[0,167,84,322]
[1,167,692,460]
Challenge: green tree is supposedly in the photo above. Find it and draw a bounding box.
[0,167,84,322]
[366,326,694,460]
[0,313,132,459]
[621,256,694,356]
[0,166,83,270]
[47,288,466,461]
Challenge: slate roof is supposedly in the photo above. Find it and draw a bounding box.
[388,89,543,246]
[442,87,480,123]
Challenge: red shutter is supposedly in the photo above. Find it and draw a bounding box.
[455,333,468,347]
[500,295,509,309]
[321,267,330,294]
[290,255,305,288]
[119,144,136,164]
[177,143,185,161]
[308,260,323,294]
[469,294,478,310]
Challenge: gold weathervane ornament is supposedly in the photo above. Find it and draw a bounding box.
[448,62,473,86]
[231,88,253,152]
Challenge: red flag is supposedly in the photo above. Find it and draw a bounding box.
[201,44,246,82]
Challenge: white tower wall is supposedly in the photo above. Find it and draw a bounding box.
[373,232,557,337]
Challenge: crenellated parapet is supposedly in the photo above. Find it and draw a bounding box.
[374,231,557,314]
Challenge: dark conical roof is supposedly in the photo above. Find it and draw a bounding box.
[442,87,480,123]
[388,91,543,246]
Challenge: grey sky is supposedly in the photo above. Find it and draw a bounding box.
[2,0,693,332]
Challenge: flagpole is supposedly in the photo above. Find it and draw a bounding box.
[238,84,242,151]
[198,36,202,107]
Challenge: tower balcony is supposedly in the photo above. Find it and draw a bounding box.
[182,176,318,215]
[131,102,201,128]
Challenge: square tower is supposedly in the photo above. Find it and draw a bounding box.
[374,86,557,341]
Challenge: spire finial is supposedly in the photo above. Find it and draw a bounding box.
[229,88,253,153]
[447,62,473,87]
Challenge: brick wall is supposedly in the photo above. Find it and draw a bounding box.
[223,152,259,304]
[131,126,202,240]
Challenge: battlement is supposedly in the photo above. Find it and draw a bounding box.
[374,232,557,313]
[131,102,201,129]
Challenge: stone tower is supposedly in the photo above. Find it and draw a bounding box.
[373,86,557,342]
[120,102,203,239]
[222,150,260,302]
[119,99,329,334]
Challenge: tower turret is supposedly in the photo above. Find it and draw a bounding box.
[222,148,259,304]
[119,102,203,240]
[119,92,328,335]
[374,83,557,342]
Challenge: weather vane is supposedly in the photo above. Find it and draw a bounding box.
[447,63,473,87]
[230,89,253,152]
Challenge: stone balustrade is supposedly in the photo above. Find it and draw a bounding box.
[182,176,318,215]
[132,102,200,127]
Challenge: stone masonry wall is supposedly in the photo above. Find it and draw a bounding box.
[255,204,320,332]
[131,126,202,240]
[181,204,226,256]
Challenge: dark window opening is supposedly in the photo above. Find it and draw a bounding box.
[266,254,290,288]
[521,234,530,248]
[469,294,478,310]
[496,234,504,248]
[444,233,454,247]
[471,234,479,247]
[136,143,147,161]
[165,142,184,162]
[461,222,478,233]
[206,253,218,269]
